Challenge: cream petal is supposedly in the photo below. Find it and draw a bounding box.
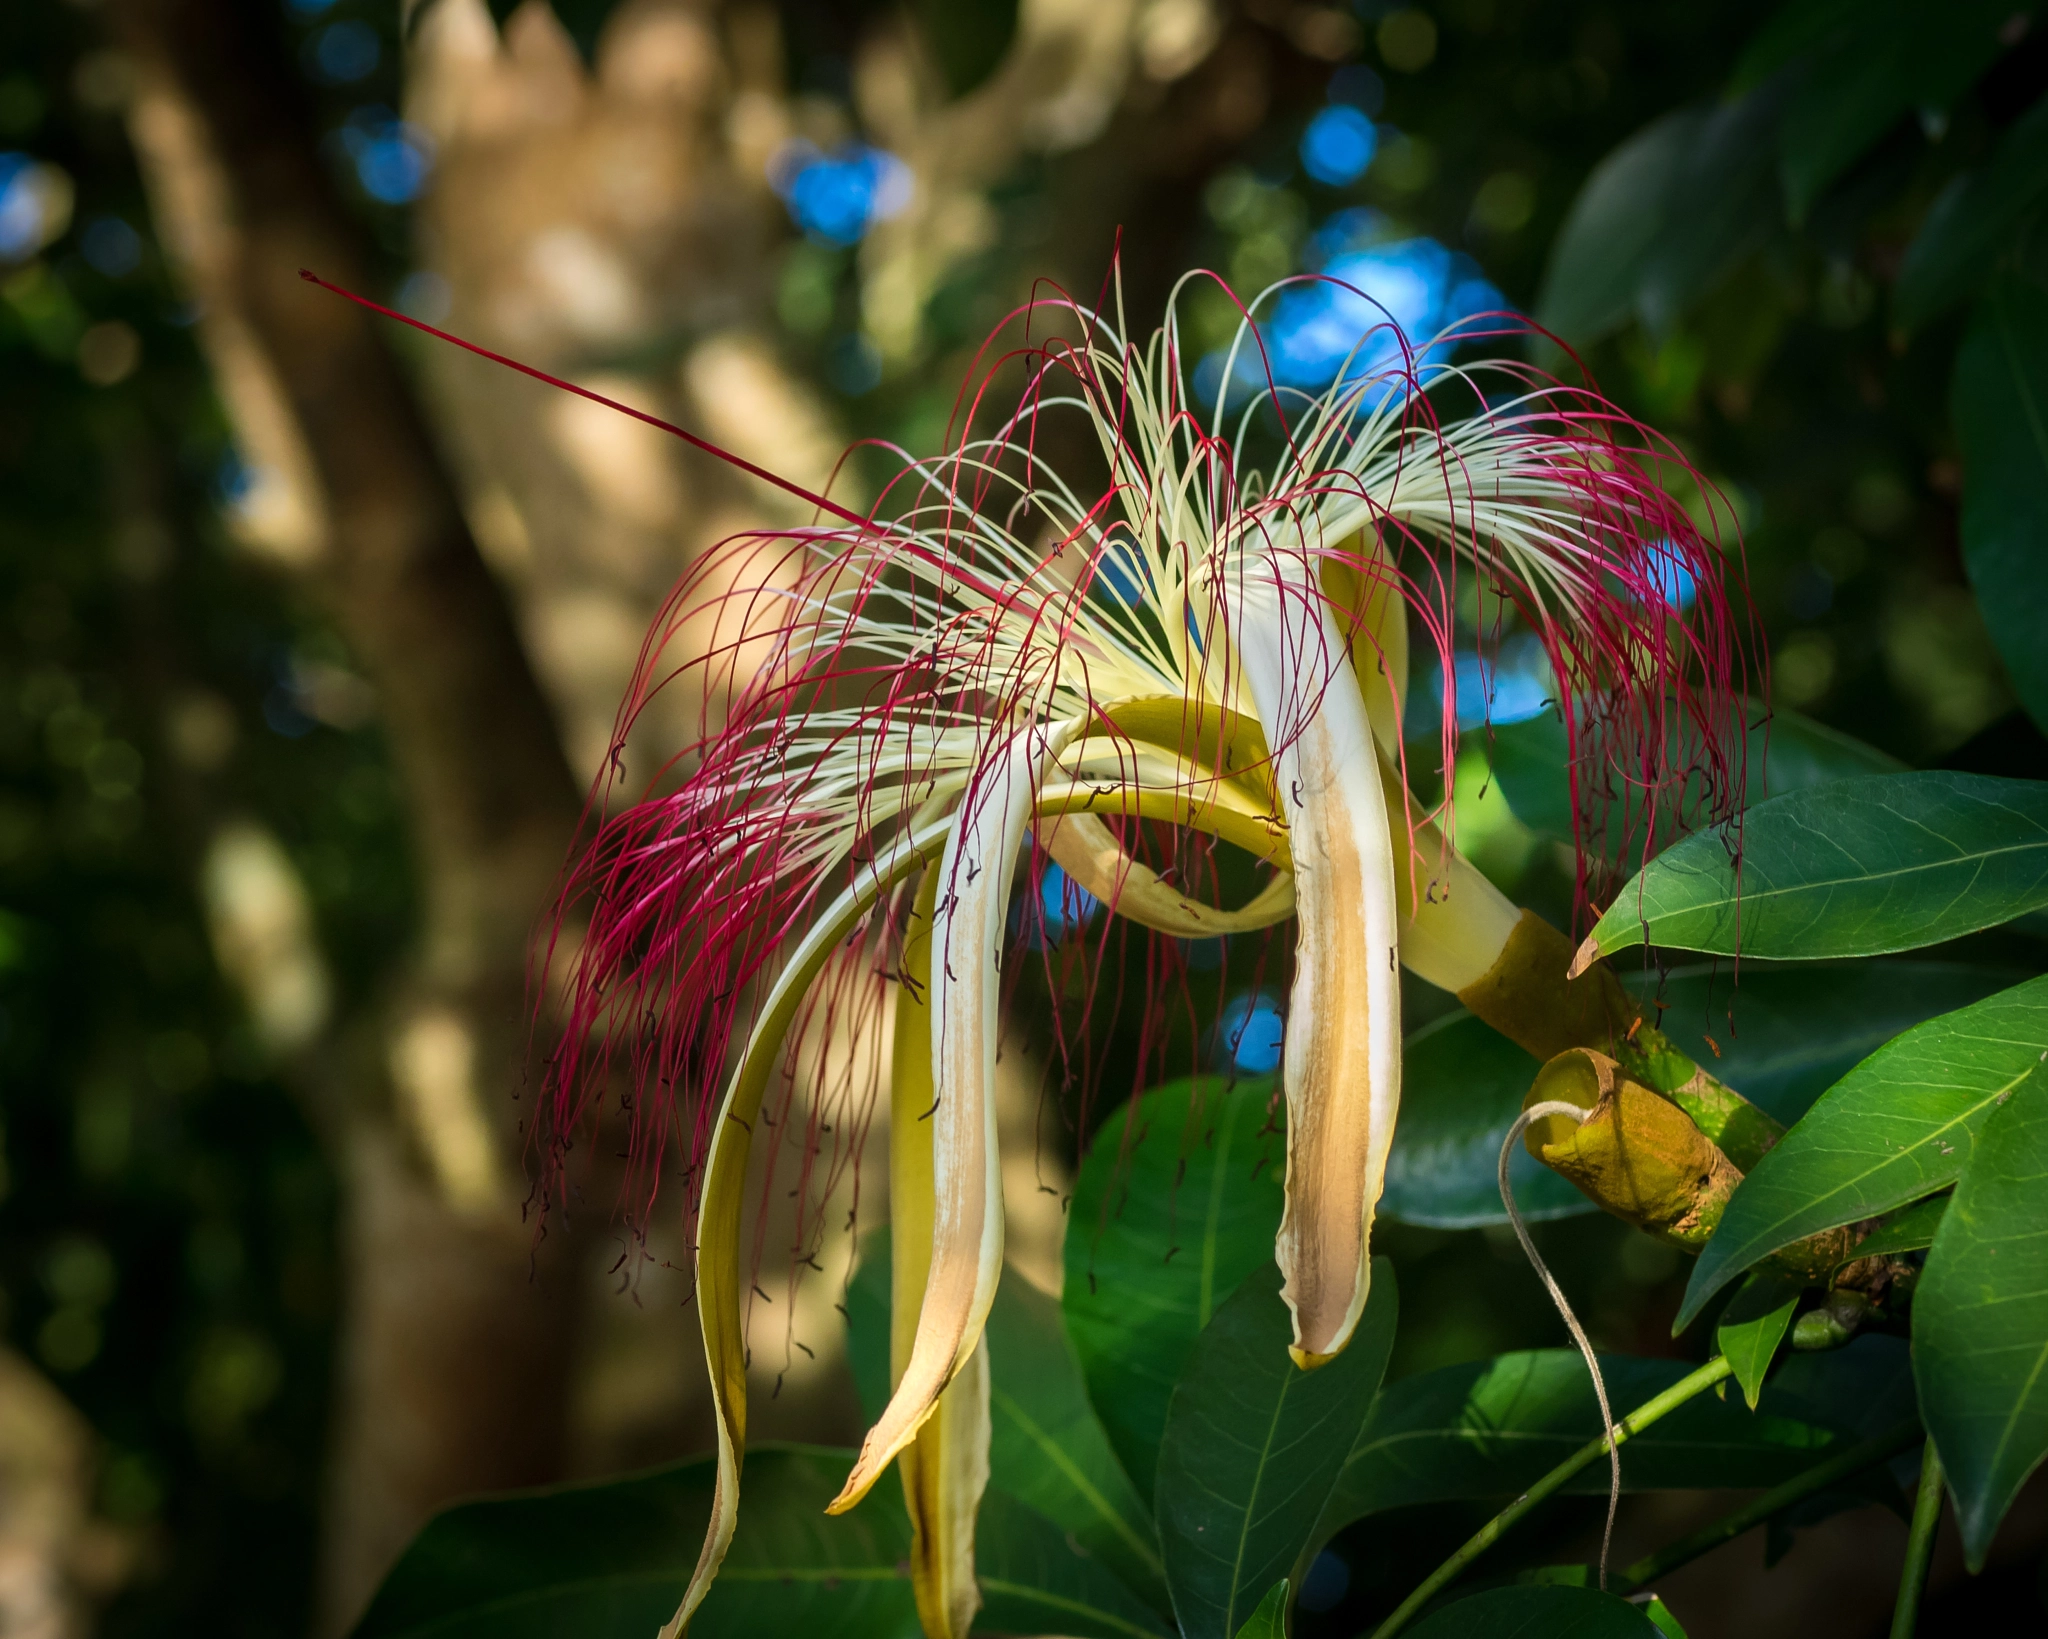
[1235,574,1402,1368]
[831,722,1071,1510]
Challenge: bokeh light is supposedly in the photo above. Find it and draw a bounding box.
[80,215,141,277]
[1220,991,1286,1075]
[308,20,379,86]
[770,141,913,246]
[0,152,72,261]
[1195,227,1504,408]
[1300,105,1378,187]
[338,108,432,205]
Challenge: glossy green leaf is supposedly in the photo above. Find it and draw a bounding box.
[1955,271,2048,734]
[1768,1335,1921,1442]
[1584,772,2048,963]
[350,1444,913,1639]
[1717,1272,1804,1409]
[1734,0,2015,217]
[1154,1261,1396,1639]
[1406,1584,1667,1637]
[1385,962,2015,1233]
[984,1274,1169,1604]
[1315,1350,1840,1549]
[1678,975,2048,1328]
[1897,95,2048,327]
[1914,1078,2048,1569]
[1751,1336,1921,1548]
[1534,92,1781,344]
[1065,1075,1287,1498]
[1384,1011,1592,1228]
[1642,1594,1691,1639]
[975,1489,1175,1639]
[1845,1192,1950,1261]
[847,1236,1166,1606]
[1232,1580,1289,1639]
[1635,961,2020,1127]
[1488,701,1901,856]
[1532,108,1697,345]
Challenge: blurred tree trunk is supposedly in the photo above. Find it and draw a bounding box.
[100,0,1266,1626]
[103,0,589,1628]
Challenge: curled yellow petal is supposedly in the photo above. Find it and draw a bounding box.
[890,867,990,1638]
[664,821,948,1639]
[1036,809,1295,937]
[831,722,1072,1512]
[1236,581,1401,1370]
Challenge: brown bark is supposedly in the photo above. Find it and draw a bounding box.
[102,0,588,1628]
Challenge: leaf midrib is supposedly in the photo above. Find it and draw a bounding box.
[1638,827,2048,924]
[979,1577,1168,1639]
[990,1386,1163,1574]
[1224,1368,1296,1634]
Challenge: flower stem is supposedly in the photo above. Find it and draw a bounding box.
[1890,1438,1946,1639]
[1367,1355,1735,1639]
[1614,1417,1922,1593]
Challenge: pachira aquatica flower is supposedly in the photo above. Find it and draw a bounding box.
[535,275,1750,1639]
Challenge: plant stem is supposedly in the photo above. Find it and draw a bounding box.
[1890,1438,1945,1639]
[1614,1417,1922,1592]
[1368,1355,1735,1639]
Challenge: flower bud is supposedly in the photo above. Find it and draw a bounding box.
[1463,911,1782,1169]
[1522,1049,1740,1250]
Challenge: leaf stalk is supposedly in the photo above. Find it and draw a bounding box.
[1367,1354,1735,1639]
[1890,1437,1946,1639]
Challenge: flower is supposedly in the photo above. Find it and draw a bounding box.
[533,273,1749,1637]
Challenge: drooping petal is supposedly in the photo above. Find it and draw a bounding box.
[663,823,947,1639]
[831,722,1072,1511]
[890,866,991,1638]
[1234,570,1402,1369]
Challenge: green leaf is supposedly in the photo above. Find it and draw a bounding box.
[1384,962,2014,1232]
[975,1489,1175,1639]
[1955,271,2048,734]
[1532,109,1696,345]
[1065,1076,1287,1498]
[1636,961,2021,1127]
[1231,1580,1289,1639]
[1154,1261,1397,1639]
[1405,1584,1667,1637]
[1736,0,2016,218]
[1897,95,2048,327]
[846,1236,1166,1607]
[1641,1594,1691,1639]
[984,1274,1170,1605]
[1315,1350,1840,1548]
[845,1239,892,1427]
[1534,96,1782,346]
[1583,772,2048,963]
[1717,1272,1804,1410]
[350,1445,913,1639]
[1678,975,2048,1328]
[1913,1077,2048,1570]
[1488,701,1902,855]
[1384,1010,1593,1228]
[1845,1192,1951,1261]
